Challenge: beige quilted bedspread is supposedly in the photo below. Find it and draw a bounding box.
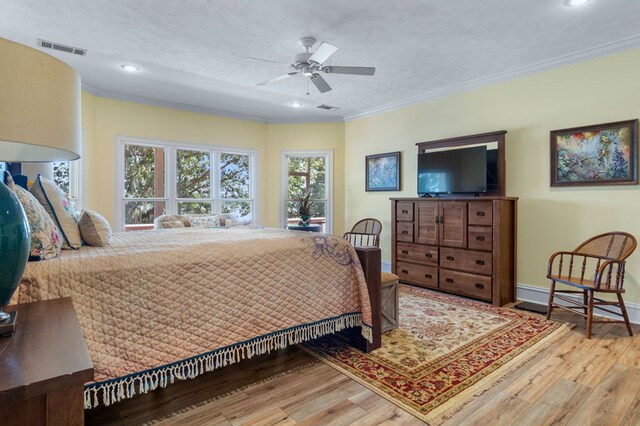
[15,227,372,393]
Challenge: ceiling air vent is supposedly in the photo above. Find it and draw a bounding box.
[38,39,87,56]
[317,104,340,111]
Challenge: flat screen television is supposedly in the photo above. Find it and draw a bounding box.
[418,146,487,195]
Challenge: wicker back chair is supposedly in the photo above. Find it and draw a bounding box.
[546,231,637,338]
[343,218,382,248]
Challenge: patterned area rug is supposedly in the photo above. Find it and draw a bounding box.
[302,284,571,425]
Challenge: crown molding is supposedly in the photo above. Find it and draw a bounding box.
[344,35,640,122]
[81,83,345,124]
[267,116,344,124]
[80,84,269,123]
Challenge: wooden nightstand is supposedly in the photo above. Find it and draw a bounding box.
[0,298,94,425]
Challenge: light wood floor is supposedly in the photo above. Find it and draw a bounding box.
[86,308,640,425]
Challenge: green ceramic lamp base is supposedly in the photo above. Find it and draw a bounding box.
[0,310,17,337]
[0,178,31,338]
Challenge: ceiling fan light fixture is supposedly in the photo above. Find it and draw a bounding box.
[289,101,303,108]
[564,0,591,6]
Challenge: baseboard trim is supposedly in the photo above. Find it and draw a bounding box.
[517,283,640,325]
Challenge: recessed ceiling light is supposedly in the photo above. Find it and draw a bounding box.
[564,0,591,6]
[289,101,303,108]
[121,64,140,72]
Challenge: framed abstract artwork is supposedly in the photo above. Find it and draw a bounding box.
[366,151,401,191]
[550,119,638,187]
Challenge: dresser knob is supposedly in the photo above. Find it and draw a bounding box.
[445,278,454,283]
[401,250,409,254]
[476,260,485,266]
[476,236,485,241]
[476,211,485,217]
[475,283,484,289]
[425,253,432,258]
[402,210,408,214]
[446,256,454,261]
[425,274,432,279]
[401,269,408,274]
[401,230,408,234]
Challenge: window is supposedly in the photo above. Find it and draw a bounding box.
[220,153,252,218]
[176,148,212,214]
[282,151,332,233]
[52,159,82,209]
[116,138,255,231]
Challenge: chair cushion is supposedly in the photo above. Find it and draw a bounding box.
[381,271,400,284]
[30,175,81,249]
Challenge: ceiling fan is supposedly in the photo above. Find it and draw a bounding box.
[247,37,376,94]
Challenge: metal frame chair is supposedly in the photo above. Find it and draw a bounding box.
[546,232,637,338]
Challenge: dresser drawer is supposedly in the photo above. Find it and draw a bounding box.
[397,242,438,265]
[396,202,414,221]
[440,269,492,301]
[468,202,493,226]
[468,226,493,251]
[397,222,414,242]
[396,261,438,289]
[439,247,492,275]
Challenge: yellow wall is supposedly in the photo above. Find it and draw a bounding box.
[79,94,346,234]
[345,48,640,304]
[266,123,346,236]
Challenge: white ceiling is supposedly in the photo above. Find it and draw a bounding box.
[2,0,640,123]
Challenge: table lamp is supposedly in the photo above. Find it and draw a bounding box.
[0,37,81,334]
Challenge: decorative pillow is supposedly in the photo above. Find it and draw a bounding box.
[224,218,252,227]
[188,215,221,228]
[30,175,82,249]
[79,210,112,247]
[161,220,186,229]
[5,171,62,260]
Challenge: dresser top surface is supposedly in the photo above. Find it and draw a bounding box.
[390,196,518,201]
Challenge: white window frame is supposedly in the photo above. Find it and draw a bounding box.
[52,128,85,210]
[280,150,333,234]
[218,150,255,219]
[115,136,258,231]
[175,147,215,213]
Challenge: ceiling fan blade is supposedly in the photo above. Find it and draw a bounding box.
[310,73,332,93]
[323,66,376,76]
[257,72,298,86]
[308,42,338,65]
[245,57,291,65]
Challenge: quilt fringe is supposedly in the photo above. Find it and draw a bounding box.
[84,312,370,409]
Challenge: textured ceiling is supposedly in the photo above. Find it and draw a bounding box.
[1,0,640,122]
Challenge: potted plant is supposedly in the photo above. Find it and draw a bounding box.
[293,190,314,226]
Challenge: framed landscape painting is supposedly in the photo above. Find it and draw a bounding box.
[366,151,401,191]
[550,119,638,187]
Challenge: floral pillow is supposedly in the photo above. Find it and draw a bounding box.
[30,174,82,249]
[188,215,221,228]
[161,220,186,229]
[5,172,62,260]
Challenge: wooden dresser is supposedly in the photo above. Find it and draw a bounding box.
[391,197,517,306]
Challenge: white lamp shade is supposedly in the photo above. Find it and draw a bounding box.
[0,38,81,162]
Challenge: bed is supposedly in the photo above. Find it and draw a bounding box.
[13,227,380,408]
